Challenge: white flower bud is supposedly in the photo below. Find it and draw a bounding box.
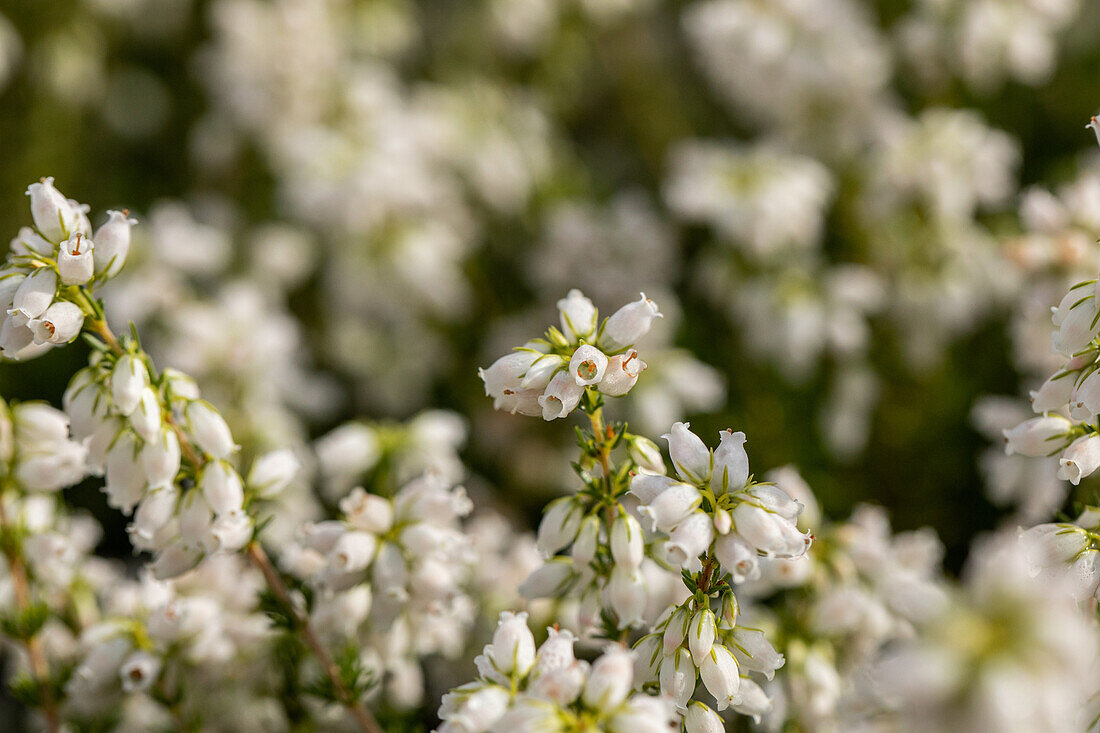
[1002,415,1073,456]
[663,422,711,484]
[572,515,600,567]
[489,611,536,678]
[600,293,661,351]
[666,511,715,567]
[151,543,202,580]
[29,301,84,345]
[93,210,136,279]
[598,349,645,396]
[638,483,701,533]
[86,416,122,474]
[532,627,578,677]
[1021,524,1091,569]
[729,628,784,680]
[331,530,377,573]
[12,227,53,256]
[658,647,696,708]
[1053,296,1100,356]
[700,645,741,711]
[185,400,237,458]
[299,520,347,554]
[745,485,802,521]
[732,503,811,558]
[210,509,252,551]
[371,542,408,596]
[130,387,162,442]
[340,488,394,533]
[520,353,564,391]
[537,497,585,556]
[633,633,661,683]
[13,401,70,443]
[58,232,94,285]
[64,369,103,440]
[1058,434,1100,485]
[663,606,690,655]
[557,289,597,341]
[608,696,678,733]
[162,368,200,401]
[519,558,577,598]
[629,473,679,504]
[111,355,149,417]
[528,658,586,708]
[606,564,647,628]
[14,442,87,491]
[714,508,732,535]
[569,345,609,386]
[714,533,760,583]
[711,430,749,495]
[200,460,244,515]
[1033,373,1076,413]
[611,513,644,570]
[688,609,717,667]
[0,271,26,313]
[141,427,181,488]
[247,449,299,498]
[582,646,634,712]
[732,676,772,723]
[179,491,214,547]
[439,685,510,732]
[1074,371,1100,421]
[1067,549,1100,602]
[538,370,585,420]
[10,267,57,321]
[684,702,724,733]
[0,317,35,359]
[120,651,161,693]
[480,350,542,408]
[627,435,665,474]
[130,485,178,549]
[26,177,77,242]
[104,431,146,514]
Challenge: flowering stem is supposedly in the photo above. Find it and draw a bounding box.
[245,542,382,733]
[0,497,61,733]
[78,306,381,733]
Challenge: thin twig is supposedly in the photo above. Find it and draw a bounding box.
[246,542,382,733]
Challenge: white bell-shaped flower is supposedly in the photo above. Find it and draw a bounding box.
[58,232,94,285]
[663,422,711,484]
[599,293,661,351]
[26,177,78,243]
[699,645,741,711]
[93,209,137,279]
[557,289,597,341]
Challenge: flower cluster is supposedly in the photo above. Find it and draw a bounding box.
[865,536,1098,733]
[1,178,133,360]
[636,593,783,724]
[64,346,299,579]
[1002,275,1100,484]
[633,423,812,577]
[283,475,476,704]
[479,290,661,420]
[438,612,679,733]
